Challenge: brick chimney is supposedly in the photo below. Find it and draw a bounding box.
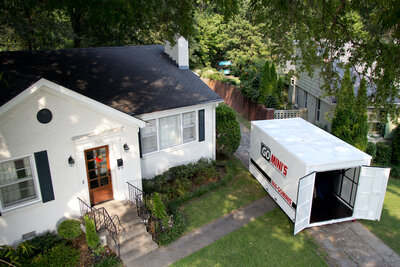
[164,36,189,69]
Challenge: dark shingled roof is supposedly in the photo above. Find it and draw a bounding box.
[0,45,222,116]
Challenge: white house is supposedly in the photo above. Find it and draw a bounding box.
[0,38,222,244]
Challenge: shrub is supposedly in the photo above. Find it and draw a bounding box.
[84,216,100,249]
[375,142,392,166]
[32,243,80,266]
[390,165,400,178]
[216,105,241,155]
[264,95,277,108]
[366,142,376,159]
[95,255,123,267]
[392,126,400,164]
[158,210,186,246]
[152,193,168,225]
[0,242,34,266]
[57,219,83,240]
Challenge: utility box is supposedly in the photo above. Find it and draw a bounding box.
[249,118,390,234]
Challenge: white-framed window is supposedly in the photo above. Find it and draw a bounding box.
[304,91,308,108]
[140,110,198,155]
[316,99,321,121]
[141,119,158,154]
[0,156,38,209]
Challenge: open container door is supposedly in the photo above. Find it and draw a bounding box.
[353,166,390,220]
[294,172,316,235]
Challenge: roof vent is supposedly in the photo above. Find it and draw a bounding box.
[164,36,189,69]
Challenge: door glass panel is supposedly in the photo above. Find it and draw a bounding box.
[88,170,98,180]
[100,177,109,186]
[87,161,95,170]
[90,180,99,189]
[99,167,108,176]
[86,151,94,161]
[99,161,107,168]
[98,148,106,158]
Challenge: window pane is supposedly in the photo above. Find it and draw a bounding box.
[183,112,195,143]
[1,157,32,184]
[1,179,36,207]
[141,119,157,154]
[159,115,180,149]
[142,135,157,153]
[340,177,352,204]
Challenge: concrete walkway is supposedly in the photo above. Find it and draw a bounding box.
[127,196,277,267]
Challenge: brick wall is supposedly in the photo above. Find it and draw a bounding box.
[202,78,275,121]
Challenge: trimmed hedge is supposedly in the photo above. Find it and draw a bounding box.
[57,219,83,240]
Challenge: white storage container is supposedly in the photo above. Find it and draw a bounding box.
[249,118,390,234]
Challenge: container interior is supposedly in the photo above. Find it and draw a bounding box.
[310,167,360,223]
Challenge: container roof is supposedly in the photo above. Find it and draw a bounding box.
[252,118,371,168]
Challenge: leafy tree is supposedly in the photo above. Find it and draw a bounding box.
[331,67,355,144]
[190,2,270,70]
[216,104,241,155]
[250,0,400,119]
[353,78,369,151]
[1,0,240,50]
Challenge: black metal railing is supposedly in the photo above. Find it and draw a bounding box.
[127,182,166,242]
[77,197,121,256]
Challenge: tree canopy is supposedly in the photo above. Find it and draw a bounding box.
[250,0,400,119]
[0,0,239,50]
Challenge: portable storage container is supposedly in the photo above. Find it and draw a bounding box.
[249,118,390,234]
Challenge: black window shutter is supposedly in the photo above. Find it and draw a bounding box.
[138,131,143,158]
[34,151,55,203]
[198,109,205,142]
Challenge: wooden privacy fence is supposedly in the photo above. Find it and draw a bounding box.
[202,78,307,121]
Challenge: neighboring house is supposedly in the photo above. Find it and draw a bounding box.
[0,37,222,244]
[288,67,399,139]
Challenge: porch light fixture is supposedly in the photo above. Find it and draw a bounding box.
[123,143,129,152]
[68,155,75,166]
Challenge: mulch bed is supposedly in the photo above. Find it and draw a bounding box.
[71,234,117,266]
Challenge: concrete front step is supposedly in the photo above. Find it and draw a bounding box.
[120,237,159,263]
[98,200,159,264]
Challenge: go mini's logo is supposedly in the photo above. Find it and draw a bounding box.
[261,142,288,177]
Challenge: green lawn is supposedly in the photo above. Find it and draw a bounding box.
[181,158,267,233]
[172,208,328,267]
[361,178,400,254]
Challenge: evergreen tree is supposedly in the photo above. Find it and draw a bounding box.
[258,61,270,103]
[331,67,355,145]
[353,78,369,151]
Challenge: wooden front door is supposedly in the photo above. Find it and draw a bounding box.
[85,145,113,205]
